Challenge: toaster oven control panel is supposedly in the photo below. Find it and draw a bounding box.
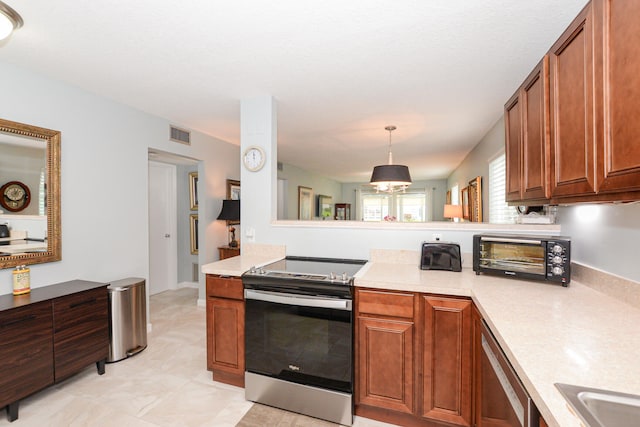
[546,240,570,284]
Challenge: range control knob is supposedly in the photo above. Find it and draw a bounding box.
[552,255,564,264]
[552,266,564,275]
[330,272,336,281]
[342,272,348,282]
[552,244,564,255]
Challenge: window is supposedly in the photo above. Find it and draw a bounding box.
[489,154,517,224]
[360,189,430,222]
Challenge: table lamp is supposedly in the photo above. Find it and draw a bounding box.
[216,199,240,247]
[443,204,463,221]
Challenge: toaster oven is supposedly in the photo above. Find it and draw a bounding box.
[473,234,571,285]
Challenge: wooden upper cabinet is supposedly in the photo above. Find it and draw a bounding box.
[421,296,473,427]
[593,0,640,195]
[549,3,598,199]
[505,57,550,204]
[504,92,522,202]
[521,57,551,201]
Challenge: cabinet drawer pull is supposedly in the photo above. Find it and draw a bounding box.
[70,298,97,308]
[1,314,36,328]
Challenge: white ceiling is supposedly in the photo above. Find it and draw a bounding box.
[0,0,587,182]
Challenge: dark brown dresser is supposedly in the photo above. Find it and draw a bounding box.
[0,280,109,422]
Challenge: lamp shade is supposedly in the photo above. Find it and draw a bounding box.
[216,199,240,221]
[369,164,412,186]
[443,204,463,219]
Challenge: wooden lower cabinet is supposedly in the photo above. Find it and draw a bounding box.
[357,316,415,414]
[355,288,473,427]
[206,275,245,387]
[421,296,473,427]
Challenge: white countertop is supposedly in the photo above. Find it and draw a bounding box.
[201,253,640,427]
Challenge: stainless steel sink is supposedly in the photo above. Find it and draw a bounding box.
[555,383,640,427]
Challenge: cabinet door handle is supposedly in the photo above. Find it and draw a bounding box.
[0,314,36,328]
[70,298,97,308]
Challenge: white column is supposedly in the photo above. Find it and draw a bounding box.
[240,96,277,244]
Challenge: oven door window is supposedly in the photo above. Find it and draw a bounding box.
[245,298,352,393]
[478,242,545,276]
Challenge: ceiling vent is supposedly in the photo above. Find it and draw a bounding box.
[170,126,191,145]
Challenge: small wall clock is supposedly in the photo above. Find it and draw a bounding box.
[242,146,266,172]
[1,181,31,212]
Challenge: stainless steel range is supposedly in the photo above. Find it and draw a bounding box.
[242,256,367,426]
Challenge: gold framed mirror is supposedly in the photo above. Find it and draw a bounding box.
[0,118,61,269]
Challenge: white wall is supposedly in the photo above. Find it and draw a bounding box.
[0,61,239,302]
[447,116,505,218]
[277,162,343,220]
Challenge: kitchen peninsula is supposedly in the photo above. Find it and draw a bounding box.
[202,246,640,427]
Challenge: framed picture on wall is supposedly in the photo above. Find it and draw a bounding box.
[317,195,332,219]
[298,186,313,220]
[226,179,240,225]
[461,186,470,220]
[190,214,198,255]
[189,172,198,210]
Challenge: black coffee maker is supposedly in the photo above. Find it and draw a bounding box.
[0,224,9,246]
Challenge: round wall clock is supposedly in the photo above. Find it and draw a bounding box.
[242,146,266,172]
[1,181,31,212]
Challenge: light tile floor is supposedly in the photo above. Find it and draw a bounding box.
[1,288,396,427]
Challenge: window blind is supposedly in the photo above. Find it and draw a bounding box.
[489,154,518,224]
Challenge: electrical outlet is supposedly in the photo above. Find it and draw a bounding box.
[432,233,442,241]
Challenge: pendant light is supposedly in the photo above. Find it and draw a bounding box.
[369,125,412,193]
[0,1,23,41]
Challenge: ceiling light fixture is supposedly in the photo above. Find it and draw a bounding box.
[0,1,23,41]
[369,125,412,193]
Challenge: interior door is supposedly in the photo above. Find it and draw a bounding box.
[148,161,177,295]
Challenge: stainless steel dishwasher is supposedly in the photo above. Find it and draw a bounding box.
[477,320,540,427]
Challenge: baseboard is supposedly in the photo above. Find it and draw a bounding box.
[178,281,198,289]
[197,298,206,307]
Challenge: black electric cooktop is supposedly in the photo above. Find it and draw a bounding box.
[242,256,367,297]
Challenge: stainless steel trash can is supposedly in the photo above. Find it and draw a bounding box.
[107,277,147,362]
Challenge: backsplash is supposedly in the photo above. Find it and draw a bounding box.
[571,262,640,311]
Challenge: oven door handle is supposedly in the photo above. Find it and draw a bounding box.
[245,289,352,311]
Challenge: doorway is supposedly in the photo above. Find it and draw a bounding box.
[148,161,178,295]
[148,150,200,296]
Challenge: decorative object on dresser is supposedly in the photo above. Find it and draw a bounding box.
[0,280,109,422]
[218,245,240,260]
[216,199,240,248]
